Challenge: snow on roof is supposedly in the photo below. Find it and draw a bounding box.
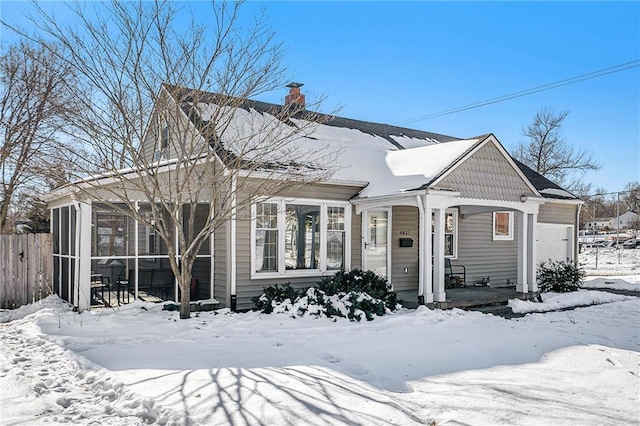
[339,138,481,198]
[191,101,480,199]
[540,188,576,199]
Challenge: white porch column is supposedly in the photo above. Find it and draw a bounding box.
[527,213,538,292]
[516,211,528,293]
[417,197,425,303]
[433,208,446,302]
[77,201,92,311]
[423,205,434,303]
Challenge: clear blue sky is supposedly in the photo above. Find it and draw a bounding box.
[2,1,638,194]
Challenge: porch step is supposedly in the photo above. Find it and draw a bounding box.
[467,304,524,319]
[398,287,539,317]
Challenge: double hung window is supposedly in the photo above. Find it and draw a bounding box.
[253,199,350,277]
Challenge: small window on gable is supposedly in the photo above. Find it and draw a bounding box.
[493,211,514,241]
[161,125,169,150]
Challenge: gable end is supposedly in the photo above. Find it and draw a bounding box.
[434,141,536,201]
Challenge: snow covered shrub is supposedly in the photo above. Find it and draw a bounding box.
[316,268,398,311]
[252,269,399,321]
[537,260,584,293]
[252,283,300,314]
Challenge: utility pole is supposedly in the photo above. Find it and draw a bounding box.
[616,192,620,264]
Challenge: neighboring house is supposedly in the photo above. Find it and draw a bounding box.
[585,218,613,231]
[608,211,639,230]
[46,84,582,311]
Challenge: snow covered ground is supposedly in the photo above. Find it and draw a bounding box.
[1,250,638,425]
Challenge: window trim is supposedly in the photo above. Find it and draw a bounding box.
[493,211,514,241]
[251,198,351,279]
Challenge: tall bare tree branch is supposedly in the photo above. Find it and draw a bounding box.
[511,107,600,195]
[0,40,85,232]
[5,0,338,318]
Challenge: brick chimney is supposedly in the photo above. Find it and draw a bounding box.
[285,82,305,109]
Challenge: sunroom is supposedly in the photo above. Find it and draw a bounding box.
[49,198,214,311]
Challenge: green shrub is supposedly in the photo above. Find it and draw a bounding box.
[251,283,300,314]
[252,269,399,321]
[316,268,397,309]
[537,259,584,293]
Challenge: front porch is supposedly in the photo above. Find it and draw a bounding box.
[397,286,540,310]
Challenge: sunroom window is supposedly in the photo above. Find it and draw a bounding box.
[253,199,350,277]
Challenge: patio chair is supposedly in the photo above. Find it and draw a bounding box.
[445,258,466,288]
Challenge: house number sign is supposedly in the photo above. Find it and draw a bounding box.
[399,230,411,235]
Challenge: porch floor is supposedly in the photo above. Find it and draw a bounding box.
[397,286,539,310]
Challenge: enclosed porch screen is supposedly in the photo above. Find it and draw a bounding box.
[253,200,350,277]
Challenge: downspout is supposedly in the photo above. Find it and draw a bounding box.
[230,175,237,311]
[575,202,582,262]
[416,195,425,305]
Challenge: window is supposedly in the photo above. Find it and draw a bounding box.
[285,204,321,270]
[327,206,345,270]
[161,125,169,150]
[154,122,169,161]
[255,202,278,272]
[252,199,350,277]
[444,210,457,257]
[432,208,458,258]
[493,211,514,240]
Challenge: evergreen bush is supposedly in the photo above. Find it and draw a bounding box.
[537,259,584,293]
[252,283,300,314]
[252,269,399,321]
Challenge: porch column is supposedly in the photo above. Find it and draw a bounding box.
[77,201,92,311]
[433,208,446,302]
[516,211,528,293]
[527,213,538,292]
[422,205,434,303]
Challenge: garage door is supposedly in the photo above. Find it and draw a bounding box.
[537,224,574,264]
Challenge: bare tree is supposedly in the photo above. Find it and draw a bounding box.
[7,0,337,318]
[621,181,640,213]
[0,41,83,232]
[512,107,600,194]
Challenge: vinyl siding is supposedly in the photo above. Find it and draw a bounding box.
[233,182,364,311]
[436,142,535,202]
[538,202,577,225]
[141,100,207,163]
[390,206,419,291]
[456,212,519,287]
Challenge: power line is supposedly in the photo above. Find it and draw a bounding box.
[395,60,640,126]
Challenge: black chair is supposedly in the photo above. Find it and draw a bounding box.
[445,258,466,288]
[111,266,130,304]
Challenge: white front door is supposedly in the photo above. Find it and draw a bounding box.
[363,209,390,278]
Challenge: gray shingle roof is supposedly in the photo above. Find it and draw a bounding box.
[166,84,575,200]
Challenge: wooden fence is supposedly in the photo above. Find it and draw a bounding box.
[0,234,53,309]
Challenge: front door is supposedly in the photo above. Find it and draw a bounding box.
[363,209,390,278]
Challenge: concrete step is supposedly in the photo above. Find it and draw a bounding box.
[467,304,525,319]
